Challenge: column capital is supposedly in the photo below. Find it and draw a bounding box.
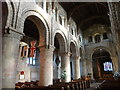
[60,52,71,56]
[3,26,24,40]
[73,56,81,60]
[38,45,55,51]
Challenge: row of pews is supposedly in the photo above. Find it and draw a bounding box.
[96,78,120,90]
[15,76,91,90]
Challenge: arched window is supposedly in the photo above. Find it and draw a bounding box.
[79,36,81,42]
[41,0,44,9]
[95,35,101,43]
[55,8,57,21]
[64,18,66,26]
[80,48,82,57]
[46,2,49,13]
[88,36,92,42]
[59,16,62,25]
[71,28,74,35]
[103,33,108,39]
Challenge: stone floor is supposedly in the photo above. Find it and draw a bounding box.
[85,82,101,90]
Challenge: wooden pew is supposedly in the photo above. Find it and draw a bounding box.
[16,76,91,90]
[49,83,69,90]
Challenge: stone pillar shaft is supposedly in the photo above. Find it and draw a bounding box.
[108,2,120,72]
[61,52,71,82]
[111,56,119,72]
[74,56,81,79]
[2,27,22,88]
[39,45,54,86]
[82,59,87,76]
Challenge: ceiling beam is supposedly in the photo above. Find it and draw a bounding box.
[78,15,109,28]
[68,2,108,20]
[68,3,93,19]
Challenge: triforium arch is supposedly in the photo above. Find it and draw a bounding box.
[53,30,68,53]
[91,46,117,80]
[17,10,50,47]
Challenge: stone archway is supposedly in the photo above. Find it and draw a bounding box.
[17,10,50,47]
[92,48,113,80]
[17,16,41,83]
[53,31,70,82]
[53,30,67,53]
[17,11,53,86]
[70,41,80,80]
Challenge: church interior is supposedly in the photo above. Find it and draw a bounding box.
[1,0,120,90]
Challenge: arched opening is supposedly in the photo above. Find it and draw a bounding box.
[17,15,47,83]
[59,16,62,25]
[88,36,93,43]
[55,8,57,21]
[103,33,108,40]
[95,34,101,43]
[53,32,67,81]
[70,42,76,80]
[92,49,113,80]
[53,35,60,79]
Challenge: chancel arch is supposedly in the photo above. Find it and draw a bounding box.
[92,48,114,80]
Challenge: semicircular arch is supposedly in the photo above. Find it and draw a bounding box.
[17,10,50,46]
[70,39,78,57]
[53,30,68,53]
[90,46,112,60]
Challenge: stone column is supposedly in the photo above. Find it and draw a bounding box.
[61,52,71,82]
[82,59,87,76]
[108,2,120,72]
[2,27,23,88]
[86,59,94,80]
[39,45,55,86]
[92,36,95,43]
[74,56,81,79]
[111,56,119,72]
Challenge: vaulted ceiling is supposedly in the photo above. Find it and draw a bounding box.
[59,2,110,30]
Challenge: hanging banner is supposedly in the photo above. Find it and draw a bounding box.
[29,41,36,57]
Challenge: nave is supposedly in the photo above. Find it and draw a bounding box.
[1,1,120,89]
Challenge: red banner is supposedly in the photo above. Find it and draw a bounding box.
[29,41,36,57]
